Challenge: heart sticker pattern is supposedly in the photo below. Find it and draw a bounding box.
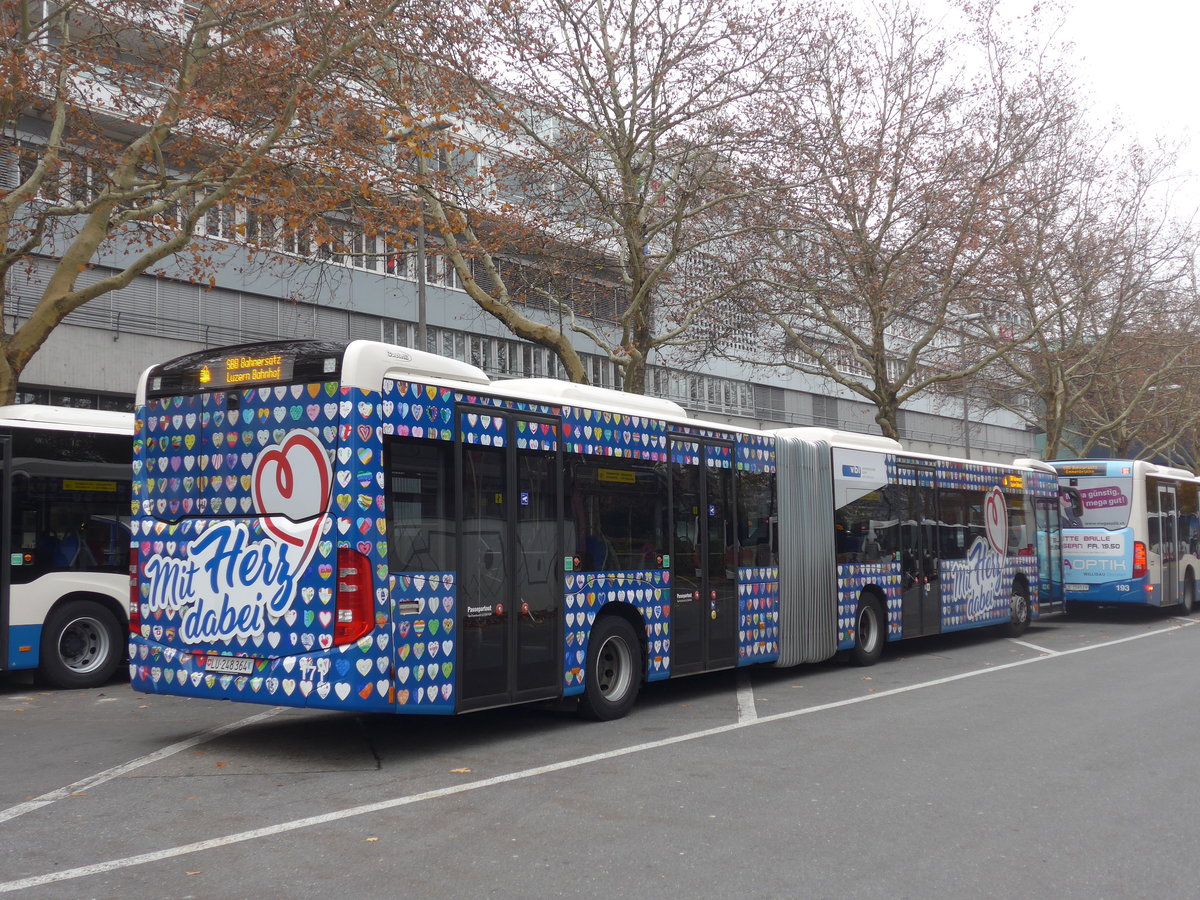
[379,379,457,442]
[459,411,507,448]
[560,407,667,462]
[671,440,700,467]
[736,434,776,473]
[836,562,903,649]
[834,453,1056,650]
[132,366,789,715]
[737,568,780,662]
[940,555,1040,632]
[130,382,394,714]
[389,572,457,712]
[563,569,673,694]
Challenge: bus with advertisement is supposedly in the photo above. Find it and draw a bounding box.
[0,404,134,688]
[1049,459,1200,611]
[128,339,1063,719]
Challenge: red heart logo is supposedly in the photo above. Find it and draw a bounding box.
[251,430,331,565]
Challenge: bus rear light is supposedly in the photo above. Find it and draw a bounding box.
[1133,541,1148,579]
[129,546,141,635]
[334,547,373,645]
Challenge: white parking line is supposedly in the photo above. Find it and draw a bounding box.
[735,669,757,723]
[1008,638,1059,656]
[0,707,284,826]
[0,620,1193,894]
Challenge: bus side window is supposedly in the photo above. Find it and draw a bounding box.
[835,488,899,564]
[387,438,456,573]
[736,469,775,567]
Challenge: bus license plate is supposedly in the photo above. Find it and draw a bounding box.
[1064,584,1089,592]
[205,656,254,676]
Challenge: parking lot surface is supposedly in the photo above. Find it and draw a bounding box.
[3,607,1199,898]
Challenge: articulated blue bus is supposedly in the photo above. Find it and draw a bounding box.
[128,340,1063,718]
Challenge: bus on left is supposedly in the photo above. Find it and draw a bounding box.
[0,404,134,687]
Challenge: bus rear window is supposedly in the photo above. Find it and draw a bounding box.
[1066,476,1133,530]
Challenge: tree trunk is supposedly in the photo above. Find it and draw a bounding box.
[0,350,17,406]
[621,351,647,395]
[874,403,900,441]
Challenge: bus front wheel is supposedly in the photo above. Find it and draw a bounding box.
[579,615,643,721]
[39,599,123,689]
[850,594,884,666]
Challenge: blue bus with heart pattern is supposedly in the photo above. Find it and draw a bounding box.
[129,340,1063,718]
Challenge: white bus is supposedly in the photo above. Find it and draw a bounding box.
[0,405,134,687]
[1049,459,1200,611]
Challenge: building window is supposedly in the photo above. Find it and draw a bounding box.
[813,394,839,428]
[245,205,278,247]
[204,199,237,241]
[283,225,312,257]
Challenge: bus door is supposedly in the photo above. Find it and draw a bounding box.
[1034,496,1065,613]
[670,437,737,675]
[0,434,9,671]
[458,410,562,710]
[894,465,941,637]
[1157,483,1179,605]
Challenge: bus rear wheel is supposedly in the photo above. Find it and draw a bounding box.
[1004,584,1031,637]
[39,599,123,689]
[579,616,642,721]
[850,594,884,666]
[1180,574,1196,614]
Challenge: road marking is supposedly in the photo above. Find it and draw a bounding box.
[1,620,1193,894]
[1008,638,1058,655]
[735,670,757,723]
[0,707,284,827]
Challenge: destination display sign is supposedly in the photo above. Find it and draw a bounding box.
[1055,463,1110,477]
[197,351,295,389]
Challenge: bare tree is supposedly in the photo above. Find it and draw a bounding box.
[1065,326,1200,460]
[0,0,451,403]
[383,0,817,391]
[731,0,1070,439]
[987,123,1200,458]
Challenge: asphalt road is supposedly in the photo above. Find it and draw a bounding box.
[2,606,1199,899]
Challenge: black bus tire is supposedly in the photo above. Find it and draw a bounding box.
[850,594,884,666]
[579,615,643,721]
[1004,583,1031,637]
[39,599,123,689]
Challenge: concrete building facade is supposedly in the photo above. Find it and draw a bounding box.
[8,228,1036,461]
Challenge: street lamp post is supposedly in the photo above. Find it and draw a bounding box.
[386,121,451,352]
[952,312,986,459]
[1147,383,1183,466]
[962,390,972,459]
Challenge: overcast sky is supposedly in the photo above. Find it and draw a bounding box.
[1062,1,1198,168]
[912,0,1199,213]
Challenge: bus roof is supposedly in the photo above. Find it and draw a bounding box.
[775,427,1053,474]
[772,427,903,454]
[342,340,491,390]
[1050,458,1199,481]
[0,404,134,435]
[495,378,693,422]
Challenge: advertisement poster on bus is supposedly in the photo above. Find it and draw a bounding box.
[1056,462,1134,530]
[1061,529,1132,584]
